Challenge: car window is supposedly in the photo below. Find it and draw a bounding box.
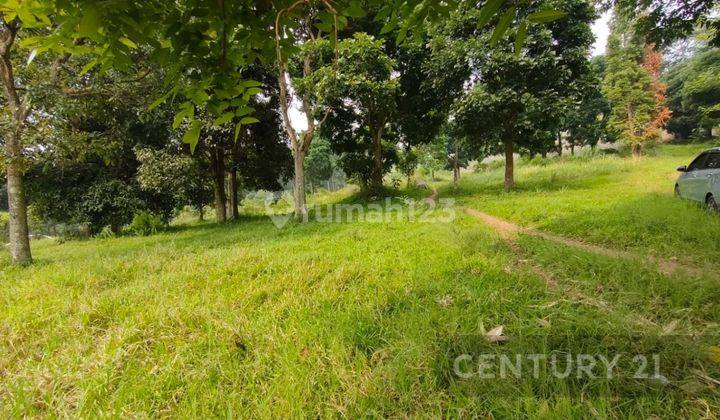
[688,154,709,171]
[705,153,720,170]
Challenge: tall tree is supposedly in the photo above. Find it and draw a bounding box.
[0,18,32,263]
[664,48,720,139]
[602,9,668,158]
[614,0,720,48]
[448,0,596,190]
[317,33,398,194]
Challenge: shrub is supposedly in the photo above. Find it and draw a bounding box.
[97,226,116,239]
[0,213,8,243]
[128,211,165,236]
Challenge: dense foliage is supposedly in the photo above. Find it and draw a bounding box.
[602,9,670,157]
[446,0,597,189]
[664,48,720,139]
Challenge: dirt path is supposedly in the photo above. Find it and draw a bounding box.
[464,208,704,278]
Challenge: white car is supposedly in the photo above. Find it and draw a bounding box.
[676,147,720,210]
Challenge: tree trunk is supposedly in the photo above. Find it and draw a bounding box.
[541,150,548,159]
[556,132,563,156]
[453,144,460,187]
[197,206,205,222]
[1,25,32,265]
[504,140,515,192]
[370,128,384,195]
[556,132,563,157]
[229,170,239,221]
[210,146,227,223]
[293,148,308,221]
[631,143,642,160]
[570,141,575,156]
[6,130,32,264]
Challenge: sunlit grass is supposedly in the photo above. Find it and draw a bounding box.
[450,143,720,265]
[1,143,719,417]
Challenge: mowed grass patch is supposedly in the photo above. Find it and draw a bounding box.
[450,144,720,266]
[2,144,720,417]
[2,209,561,417]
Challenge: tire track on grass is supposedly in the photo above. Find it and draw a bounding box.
[464,208,704,279]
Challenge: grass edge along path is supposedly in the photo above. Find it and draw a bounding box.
[463,207,705,279]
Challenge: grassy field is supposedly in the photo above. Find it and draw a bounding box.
[2,143,720,417]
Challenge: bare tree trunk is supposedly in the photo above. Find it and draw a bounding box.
[1,22,32,264]
[276,28,324,222]
[570,141,575,156]
[210,146,227,223]
[541,150,548,159]
[370,127,384,195]
[6,131,32,264]
[293,148,308,221]
[229,170,239,221]
[631,143,642,160]
[453,143,460,187]
[556,132,563,157]
[504,140,515,192]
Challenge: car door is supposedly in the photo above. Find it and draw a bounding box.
[679,153,709,201]
[702,152,720,200]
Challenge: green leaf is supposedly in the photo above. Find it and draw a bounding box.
[244,87,263,96]
[380,20,397,35]
[478,0,504,29]
[315,22,333,33]
[182,121,202,154]
[396,27,408,45]
[234,123,242,142]
[374,6,391,22]
[78,7,101,38]
[527,10,567,24]
[235,106,254,117]
[173,112,186,129]
[149,92,170,110]
[345,1,367,18]
[489,7,516,46]
[17,8,40,28]
[188,89,210,106]
[241,80,263,88]
[514,21,528,56]
[80,59,98,74]
[119,37,138,49]
[213,112,235,126]
[240,117,260,125]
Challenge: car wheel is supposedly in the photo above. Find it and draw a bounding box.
[706,194,719,212]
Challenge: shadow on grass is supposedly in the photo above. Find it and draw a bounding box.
[440,169,622,202]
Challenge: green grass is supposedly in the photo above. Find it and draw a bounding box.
[450,143,720,265]
[1,144,720,417]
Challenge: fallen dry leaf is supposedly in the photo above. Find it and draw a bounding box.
[485,325,508,343]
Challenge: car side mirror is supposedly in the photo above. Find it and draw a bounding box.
[677,166,688,172]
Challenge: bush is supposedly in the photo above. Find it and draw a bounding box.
[97,226,116,239]
[474,159,505,172]
[0,213,8,243]
[127,211,165,236]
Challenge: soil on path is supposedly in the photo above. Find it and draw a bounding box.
[464,208,704,278]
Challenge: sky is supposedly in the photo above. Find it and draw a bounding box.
[591,10,612,56]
